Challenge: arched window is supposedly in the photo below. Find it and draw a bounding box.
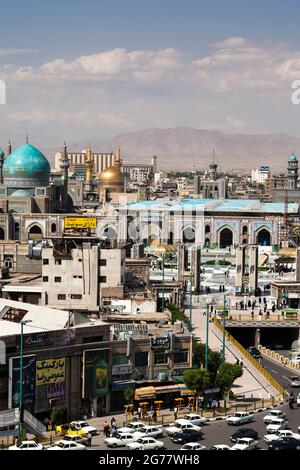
[28,224,43,240]
[0,227,4,240]
[14,223,19,241]
[242,225,248,235]
[51,223,57,233]
[219,227,233,248]
[4,257,13,269]
[103,226,117,240]
[257,229,271,246]
[205,225,211,234]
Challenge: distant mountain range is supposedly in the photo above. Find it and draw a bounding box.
[3,127,300,172]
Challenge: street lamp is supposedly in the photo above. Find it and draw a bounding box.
[205,298,217,370]
[19,319,32,443]
[189,271,194,333]
[222,295,230,362]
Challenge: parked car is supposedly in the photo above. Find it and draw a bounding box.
[70,420,97,435]
[231,438,258,450]
[171,429,203,444]
[266,418,288,433]
[126,437,165,451]
[289,376,300,388]
[63,434,88,446]
[9,441,43,451]
[180,443,206,451]
[55,423,88,437]
[104,433,135,448]
[263,410,286,424]
[268,437,300,451]
[165,419,201,436]
[264,430,300,443]
[230,428,258,442]
[297,393,300,406]
[182,413,208,426]
[133,426,163,440]
[247,347,261,359]
[47,440,86,451]
[118,422,146,434]
[226,411,254,425]
[210,445,231,451]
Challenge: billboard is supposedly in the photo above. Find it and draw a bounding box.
[8,355,36,409]
[36,358,65,386]
[47,382,65,400]
[82,349,109,399]
[151,337,171,352]
[64,217,97,229]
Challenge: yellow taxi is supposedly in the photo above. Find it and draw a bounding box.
[55,423,88,437]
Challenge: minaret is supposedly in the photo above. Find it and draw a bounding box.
[85,145,93,192]
[60,142,69,209]
[288,153,299,190]
[209,150,218,181]
[115,144,122,169]
[7,140,12,156]
[0,148,4,184]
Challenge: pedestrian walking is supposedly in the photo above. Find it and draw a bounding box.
[251,310,254,319]
[259,297,262,305]
[137,406,142,420]
[174,405,178,420]
[240,359,244,368]
[103,420,109,436]
[87,432,92,447]
[111,417,116,428]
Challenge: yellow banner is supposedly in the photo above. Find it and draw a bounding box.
[64,217,97,229]
[36,358,65,386]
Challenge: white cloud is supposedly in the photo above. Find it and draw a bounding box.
[212,37,249,49]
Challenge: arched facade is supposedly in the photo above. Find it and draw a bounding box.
[27,223,43,240]
[256,227,271,246]
[219,226,234,248]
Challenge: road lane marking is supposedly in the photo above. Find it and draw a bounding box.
[271,370,278,374]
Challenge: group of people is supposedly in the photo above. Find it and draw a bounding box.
[102,417,117,437]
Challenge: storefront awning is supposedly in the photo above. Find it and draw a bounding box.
[155,385,181,394]
[179,384,195,396]
[134,386,156,400]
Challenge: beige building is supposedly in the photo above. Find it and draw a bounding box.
[41,238,126,312]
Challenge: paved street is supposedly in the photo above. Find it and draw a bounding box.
[83,401,300,451]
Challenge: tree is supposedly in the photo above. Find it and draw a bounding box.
[192,339,222,383]
[183,369,210,396]
[168,303,191,329]
[216,362,243,396]
[124,386,134,404]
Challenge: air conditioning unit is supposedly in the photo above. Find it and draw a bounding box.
[158,372,167,381]
[118,332,130,341]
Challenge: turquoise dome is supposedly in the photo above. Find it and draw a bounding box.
[10,189,33,197]
[3,144,50,188]
[290,154,298,161]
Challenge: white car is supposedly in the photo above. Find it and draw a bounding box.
[133,426,163,439]
[264,429,300,443]
[47,440,86,450]
[104,433,135,448]
[127,437,165,450]
[71,420,97,435]
[9,440,43,450]
[226,411,254,425]
[182,413,208,426]
[289,376,300,387]
[210,445,232,451]
[180,443,206,451]
[231,438,258,450]
[263,410,286,424]
[297,393,300,406]
[165,419,201,436]
[266,418,288,433]
[118,422,146,434]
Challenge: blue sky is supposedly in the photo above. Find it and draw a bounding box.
[1,0,300,142]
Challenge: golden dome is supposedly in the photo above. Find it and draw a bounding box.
[99,165,125,184]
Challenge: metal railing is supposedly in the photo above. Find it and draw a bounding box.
[213,318,286,400]
[258,345,300,371]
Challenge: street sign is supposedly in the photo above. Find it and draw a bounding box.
[204,388,220,394]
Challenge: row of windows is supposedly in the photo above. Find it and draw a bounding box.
[134,350,189,367]
[43,275,107,283]
[57,294,82,300]
[43,258,107,266]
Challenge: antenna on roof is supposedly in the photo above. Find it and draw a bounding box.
[26,132,29,144]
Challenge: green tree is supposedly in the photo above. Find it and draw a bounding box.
[168,304,191,329]
[192,339,222,383]
[216,362,243,396]
[183,369,210,396]
[124,386,134,404]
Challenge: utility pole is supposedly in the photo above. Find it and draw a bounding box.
[205,303,210,370]
[162,252,165,311]
[222,295,226,361]
[19,319,32,443]
[189,271,193,332]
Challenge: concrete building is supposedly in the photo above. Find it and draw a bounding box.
[251,165,270,184]
[41,237,126,312]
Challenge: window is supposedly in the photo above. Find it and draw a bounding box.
[174,349,189,364]
[154,353,168,365]
[42,276,48,282]
[43,259,49,265]
[54,277,62,282]
[113,354,129,366]
[51,223,57,233]
[57,294,66,300]
[135,352,148,367]
[55,259,62,265]
[99,276,107,283]
[71,294,82,299]
[100,259,107,266]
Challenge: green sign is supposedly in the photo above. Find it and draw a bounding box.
[83,349,109,399]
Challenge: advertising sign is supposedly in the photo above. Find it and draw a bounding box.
[82,349,109,399]
[8,355,36,409]
[151,337,171,351]
[112,364,133,376]
[47,382,65,400]
[36,358,65,386]
[64,217,97,229]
